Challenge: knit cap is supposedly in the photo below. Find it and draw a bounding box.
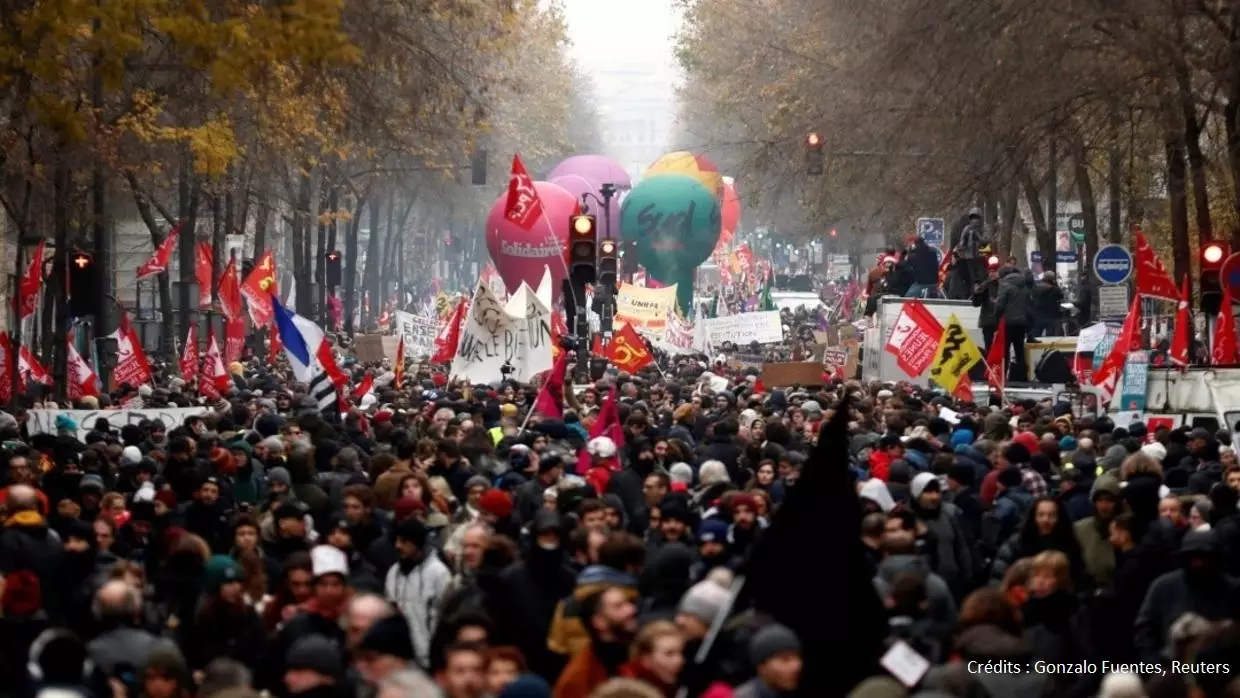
[677,579,731,625]
[749,623,801,666]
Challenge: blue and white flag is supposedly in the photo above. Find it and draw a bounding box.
[272,294,342,413]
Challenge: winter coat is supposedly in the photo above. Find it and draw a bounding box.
[923,624,1053,698]
[972,277,1001,329]
[1074,516,1116,589]
[874,554,957,642]
[547,565,641,659]
[915,502,974,596]
[1134,567,1240,663]
[385,550,452,667]
[498,548,577,679]
[994,269,1033,328]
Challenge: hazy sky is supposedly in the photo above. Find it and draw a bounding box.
[560,0,683,81]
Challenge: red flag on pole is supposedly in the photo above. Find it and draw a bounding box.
[432,299,466,364]
[533,350,570,418]
[503,154,545,231]
[1093,292,1143,399]
[180,324,198,386]
[136,223,181,280]
[241,251,278,327]
[195,242,214,309]
[985,318,1007,401]
[1214,285,1238,365]
[15,240,45,321]
[351,372,375,400]
[219,255,243,321]
[67,335,100,401]
[1133,227,1180,302]
[110,312,153,387]
[1170,275,1191,370]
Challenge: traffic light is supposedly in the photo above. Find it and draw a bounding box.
[598,238,618,290]
[1201,241,1229,315]
[806,132,824,176]
[568,213,597,285]
[68,249,100,317]
[325,250,342,288]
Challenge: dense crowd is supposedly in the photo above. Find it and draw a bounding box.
[1,340,1240,698]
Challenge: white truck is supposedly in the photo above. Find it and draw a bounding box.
[1139,368,1240,436]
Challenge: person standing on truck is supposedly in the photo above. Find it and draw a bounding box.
[949,207,989,298]
[972,257,1003,354]
[1031,272,1065,338]
[994,267,1033,382]
[903,236,942,299]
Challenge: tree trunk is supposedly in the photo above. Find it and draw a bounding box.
[999,181,1018,260]
[1166,129,1192,285]
[254,178,270,256]
[1071,132,1100,320]
[292,171,313,316]
[362,190,384,329]
[343,192,365,336]
[1108,101,1123,244]
[1177,63,1213,245]
[52,158,69,403]
[1046,138,1059,269]
[126,172,181,362]
[316,186,330,325]
[1020,165,1056,269]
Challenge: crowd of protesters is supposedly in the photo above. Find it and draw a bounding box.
[1,333,1240,698]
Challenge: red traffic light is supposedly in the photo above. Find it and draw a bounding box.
[72,252,92,269]
[326,251,341,262]
[829,228,838,237]
[806,132,822,147]
[1204,243,1227,265]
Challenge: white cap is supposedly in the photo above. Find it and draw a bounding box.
[120,446,143,466]
[311,544,349,579]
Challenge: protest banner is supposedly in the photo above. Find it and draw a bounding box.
[664,312,695,351]
[395,310,438,359]
[615,283,679,332]
[29,406,209,441]
[823,347,849,367]
[700,311,783,346]
[353,335,386,363]
[451,283,553,384]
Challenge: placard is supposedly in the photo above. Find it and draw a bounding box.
[394,310,438,359]
[614,283,679,332]
[451,283,553,383]
[760,362,826,387]
[701,311,783,346]
[353,335,386,363]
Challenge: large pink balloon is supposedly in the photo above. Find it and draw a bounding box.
[550,175,622,239]
[547,155,632,191]
[486,181,578,299]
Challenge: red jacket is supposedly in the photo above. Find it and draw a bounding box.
[869,450,895,482]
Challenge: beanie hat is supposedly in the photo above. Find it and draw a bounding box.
[749,623,801,666]
[285,635,343,676]
[154,489,178,509]
[910,472,940,500]
[268,467,292,487]
[393,518,429,548]
[1059,435,1078,452]
[660,496,692,523]
[79,473,105,493]
[947,463,976,488]
[696,518,729,544]
[120,446,143,467]
[478,489,514,519]
[392,495,424,522]
[274,501,306,523]
[1012,431,1040,455]
[498,675,552,698]
[203,555,244,594]
[950,430,975,449]
[310,545,350,579]
[1,569,42,617]
[356,614,415,660]
[677,580,731,625]
[465,475,491,493]
[1003,443,1031,465]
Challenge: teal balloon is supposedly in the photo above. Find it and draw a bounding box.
[620,174,721,280]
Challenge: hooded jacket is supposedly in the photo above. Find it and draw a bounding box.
[994,268,1032,327]
[384,549,452,667]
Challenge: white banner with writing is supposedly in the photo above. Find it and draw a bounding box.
[394,310,439,359]
[29,407,210,441]
[450,282,553,384]
[700,311,783,346]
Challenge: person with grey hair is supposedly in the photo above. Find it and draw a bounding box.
[341,593,395,652]
[88,580,170,676]
[376,668,442,698]
[669,463,694,487]
[197,658,254,698]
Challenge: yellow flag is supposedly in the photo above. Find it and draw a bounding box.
[928,314,983,393]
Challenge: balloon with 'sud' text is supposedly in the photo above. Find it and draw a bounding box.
[486,180,578,301]
[646,151,724,199]
[620,174,721,312]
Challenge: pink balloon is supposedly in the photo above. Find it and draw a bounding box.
[547,154,632,191]
[550,175,622,239]
[486,181,578,299]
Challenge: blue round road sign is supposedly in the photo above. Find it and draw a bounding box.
[1093,244,1133,285]
[1221,252,1240,294]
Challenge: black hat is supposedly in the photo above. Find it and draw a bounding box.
[393,518,428,548]
[357,614,415,661]
[538,453,564,475]
[947,463,976,488]
[285,635,343,676]
[531,509,563,535]
[1004,443,1031,465]
[274,501,306,523]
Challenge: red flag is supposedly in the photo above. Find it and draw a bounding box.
[1214,285,1238,365]
[351,372,375,400]
[393,335,406,387]
[110,312,153,387]
[136,223,180,280]
[883,300,943,378]
[18,340,50,387]
[241,250,278,327]
[578,385,624,474]
[503,154,545,231]
[1170,275,1191,370]
[195,242,214,309]
[606,323,654,373]
[66,335,99,401]
[1093,292,1143,398]
[952,378,975,403]
[180,324,198,386]
[224,316,245,364]
[985,318,1007,401]
[0,333,12,404]
[432,299,466,364]
[1133,227,1180,302]
[219,256,243,321]
[591,333,605,355]
[533,350,570,418]
[267,327,281,368]
[937,250,953,288]
[15,241,45,321]
[201,332,230,397]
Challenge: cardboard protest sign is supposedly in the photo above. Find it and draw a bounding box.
[29,407,209,441]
